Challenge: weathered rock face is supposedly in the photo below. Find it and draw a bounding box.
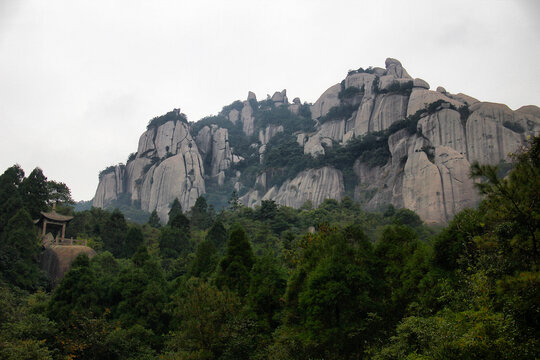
[386,58,412,79]
[93,58,540,225]
[140,150,205,221]
[418,109,468,156]
[241,166,344,208]
[466,102,525,164]
[259,125,284,146]
[196,125,234,183]
[241,101,255,136]
[93,165,124,208]
[94,120,206,221]
[311,84,341,120]
[369,94,409,133]
[407,88,463,116]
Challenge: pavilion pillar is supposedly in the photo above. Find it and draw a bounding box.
[61,223,66,242]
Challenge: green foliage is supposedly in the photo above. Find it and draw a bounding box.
[158,226,192,259]
[380,80,413,95]
[166,279,242,358]
[48,254,102,323]
[5,137,540,358]
[189,240,218,280]
[124,226,144,258]
[503,120,526,133]
[216,225,254,296]
[189,196,212,230]
[102,209,128,258]
[167,198,183,224]
[146,109,187,130]
[338,85,363,100]
[254,104,315,133]
[206,219,228,251]
[0,209,45,290]
[147,210,161,228]
[221,100,244,114]
[319,103,358,124]
[471,136,540,263]
[247,254,286,330]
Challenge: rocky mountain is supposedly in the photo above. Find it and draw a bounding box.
[92,59,540,224]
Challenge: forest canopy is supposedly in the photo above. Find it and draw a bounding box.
[0,137,539,359]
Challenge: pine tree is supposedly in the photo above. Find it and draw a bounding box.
[216,225,254,296]
[20,167,49,218]
[148,210,161,228]
[206,219,228,251]
[0,209,44,290]
[102,209,128,258]
[168,198,183,225]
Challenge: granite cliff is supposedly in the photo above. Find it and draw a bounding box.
[93,59,540,224]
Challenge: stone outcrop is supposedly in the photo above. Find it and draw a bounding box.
[241,167,344,208]
[93,58,540,225]
[40,245,96,285]
[311,84,341,120]
[241,100,255,136]
[140,150,205,221]
[196,125,234,182]
[385,58,412,79]
[93,165,124,208]
[407,88,463,116]
[94,119,206,221]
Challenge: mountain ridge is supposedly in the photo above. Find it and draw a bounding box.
[92,58,540,224]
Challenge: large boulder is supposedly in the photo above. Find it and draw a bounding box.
[311,83,341,120]
[385,58,412,79]
[40,245,96,285]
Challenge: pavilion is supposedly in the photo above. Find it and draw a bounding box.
[34,203,74,246]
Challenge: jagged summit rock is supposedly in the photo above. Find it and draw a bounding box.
[92,59,540,224]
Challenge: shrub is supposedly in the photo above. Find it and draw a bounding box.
[338,86,363,101]
[503,121,525,133]
[147,109,187,129]
[319,104,358,124]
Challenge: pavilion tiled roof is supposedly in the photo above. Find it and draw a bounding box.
[38,211,73,223]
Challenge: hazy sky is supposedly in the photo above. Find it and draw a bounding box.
[1,0,539,201]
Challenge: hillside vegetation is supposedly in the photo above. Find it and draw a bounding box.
[0,137,539,359]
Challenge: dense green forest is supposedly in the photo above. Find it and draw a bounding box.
[0,137,539,359]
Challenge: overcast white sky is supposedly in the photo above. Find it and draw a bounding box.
[0,0,539,201]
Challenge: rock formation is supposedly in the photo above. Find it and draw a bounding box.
[92,58,540,224]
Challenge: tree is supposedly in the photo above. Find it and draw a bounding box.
[248,254,286,330]
[102,209,128,258]
[255,200,278,221]
[111,253,169,334]
[0,209,44,290]
[206,219,228,251]
[19,167,49,219]
[123,226,144,258]
[189,240,218,279]
[0,165,24,233]
[190,196,212,230]
[471,136,540,263]
[216,225,254,296]
[228,191,241,211]
[147,210,161,228]
[48,254,102,323]
[166,280,242,358]
[167,198,183,225]
[46,180,74,206]
[159,226,192,259]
